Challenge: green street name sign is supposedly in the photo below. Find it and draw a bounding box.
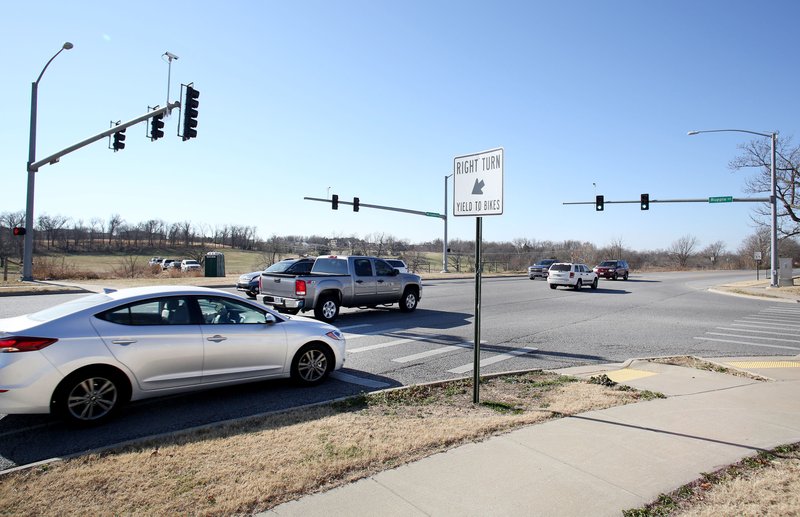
[708,196,733,203]
[425,212,441,217]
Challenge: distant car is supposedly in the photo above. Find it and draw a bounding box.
[593,260,630,280]
[180,259,202,272]
[237,258,316,299]
[528,259,559,280]
[385,259,409,273]
[148,256,164,267]
[160,259,179,270]
[0,286,346,425]
[547,262,598,290]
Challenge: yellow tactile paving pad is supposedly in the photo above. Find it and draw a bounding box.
[724,361,800,369]
[606,368,658,383]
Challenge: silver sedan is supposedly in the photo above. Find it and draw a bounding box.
[0,286,346,425]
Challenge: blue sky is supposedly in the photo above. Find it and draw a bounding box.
[2,1,798,252]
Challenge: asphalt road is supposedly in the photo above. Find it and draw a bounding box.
[1,270,796,471]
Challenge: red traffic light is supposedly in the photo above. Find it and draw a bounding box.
[12,227,26,236]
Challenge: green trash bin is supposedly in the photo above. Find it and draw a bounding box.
[204,252,225,277]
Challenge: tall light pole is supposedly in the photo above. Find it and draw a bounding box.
[688,129,779,288]
[23,42,74,281]
[442,173,453,272]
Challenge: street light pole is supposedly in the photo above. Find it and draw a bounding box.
[688,129,780,288]
[442,173,453,273]
[23,42,73,281]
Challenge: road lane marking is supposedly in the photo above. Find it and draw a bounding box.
[693,336,800,351]
[706,332,800,344]
[733,321,800,330]
[448,347,538,374]
[330,371,391,388]
[718,327,800,337]
[393,345,466,363]
[348,337,428,353]
[343,328,404,341]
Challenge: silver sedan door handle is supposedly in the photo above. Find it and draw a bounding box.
[111,339,137,345]
[207,335,227,343]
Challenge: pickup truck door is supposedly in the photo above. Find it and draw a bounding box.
[374,259,402,301]
[352,258,378,305]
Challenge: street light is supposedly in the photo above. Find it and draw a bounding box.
[688,128,779,288]
[23,42,74,281]
[442,173,453,272]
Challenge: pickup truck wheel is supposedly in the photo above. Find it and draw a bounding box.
[591,277,598,289]
[245,290,257,299]
[314,295,339,323]
[399,288,419,313]
[549,284,557,289]
[291,343,332,385]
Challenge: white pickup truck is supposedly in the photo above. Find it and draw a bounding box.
[257,255,423,323]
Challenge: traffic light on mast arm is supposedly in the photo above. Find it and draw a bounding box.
[353,197,360,212]
[331,194,339,210]
[595,195,604,211]
[112,129,126,151]
[12,227,26,236]
[150,112,165,140]
[640,193,650,210]
[182,85,199,141]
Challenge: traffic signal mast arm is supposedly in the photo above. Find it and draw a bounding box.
[563,196,770,206]
[29,101,180,172]
[303,196,447,220]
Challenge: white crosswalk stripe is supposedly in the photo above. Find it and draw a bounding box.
[695,306,800,352]
[448,347,538,374]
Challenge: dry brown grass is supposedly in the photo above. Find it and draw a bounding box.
[0,373,648,516]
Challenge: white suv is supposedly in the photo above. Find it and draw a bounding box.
[547,262,598,290]
[180,259,202,272]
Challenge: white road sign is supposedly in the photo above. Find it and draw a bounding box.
[453,147,504,217]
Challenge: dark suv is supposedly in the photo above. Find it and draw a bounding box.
[593,260,629,280]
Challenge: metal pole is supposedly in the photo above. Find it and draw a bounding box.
[473,216,482,404]
[770,132,779,288]
[22,81,38,281]
[443,174,449,272]
[22,43,72,281]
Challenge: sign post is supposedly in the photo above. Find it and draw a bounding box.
[453,147,503,403]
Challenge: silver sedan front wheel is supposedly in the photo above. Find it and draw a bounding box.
[292,344,332,385]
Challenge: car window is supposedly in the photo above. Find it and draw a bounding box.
[599,261,616,267]
[97,296,192,325]
[312,258,349,275]
[375,259,394,276]
[289,260,314,274]
[550,264,570,272]
[354,258,373,277]
[197,296,268,324]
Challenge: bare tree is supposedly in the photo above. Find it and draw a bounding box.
[107,214,124,247]
[729,136,800,239]
[669,235,699,268]
[701,240,726,267]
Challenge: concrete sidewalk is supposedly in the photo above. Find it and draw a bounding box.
[266,356,800,516]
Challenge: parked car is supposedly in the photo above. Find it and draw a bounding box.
[0,286,346,425]
[148,256,164,267]
[593,260,630,280]
[180,259,202,272]
[528,259,559,279]
[237,258,316,299]
[160,259,179,270]
[547,262,598,290]
[385,259,409,273]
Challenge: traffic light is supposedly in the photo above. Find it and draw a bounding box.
[12,227,26,236]
[595,195,604,211]
[640,193,650,210]
[353,197,360,212]
[112,129,126,151]
[150,113,165,140]
[331,194,339,210]
[182,85,199,141]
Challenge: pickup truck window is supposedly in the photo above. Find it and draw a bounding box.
[312,258,349,275]
[354,259,373,277]
[375,260,394,276]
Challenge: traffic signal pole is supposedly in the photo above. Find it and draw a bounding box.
[563,196,770,206]
[304,196,447,220]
